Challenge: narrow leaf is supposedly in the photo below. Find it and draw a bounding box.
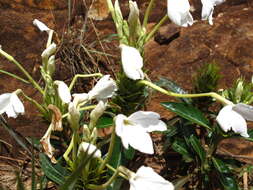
[39,153,65,185]
[189,135,206,163]
[219,173,238,190]
[212,157,230,173]
[161,102,211,129]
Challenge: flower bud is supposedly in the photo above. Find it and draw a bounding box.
[90,101,107,125]
[47,55,55,76]
[68,102,80,130]
[78,142,101,158]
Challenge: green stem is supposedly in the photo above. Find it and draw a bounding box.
[145,15,168,42]
[143,0,156,28]
[174,175,192,190]
[139,80,233,105]
[63,136,74,165]
[62,105,97,119]
[98,127,116,173]
[17,89,48,115]
[69,73,103,91]
[0,49,44,95]
[72,131,79,162]
[97,158,129,180]
[86,167,120,190]
[0,69,30,84]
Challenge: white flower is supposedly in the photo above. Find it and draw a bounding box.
[41,43,57,60]
[0,92,24,118]
[88,75,117,101]
[129,166,174,190]
[78,142,102,158]
[167,0,194,27]
[55,81,71,104]
[216,105,249,138]
[201,0,225,25]
[115,111,167,154]
[120,44,144,80]
[33,19,52,33]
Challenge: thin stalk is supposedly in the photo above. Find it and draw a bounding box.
[86,168,120,190]
[63,136,74,165]
[69,73,103,91]
[17,90,48,115]
[98,127,116,173]
[139,80,233,105]
[0,69,29,84]
[174,175,192,190]
[97,158,128,180]
[145,15,168,42]
[143,0,156,28]
[62,105,97,119]
[0,49,44,94]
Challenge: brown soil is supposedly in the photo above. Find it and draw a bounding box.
[0,0,253,189]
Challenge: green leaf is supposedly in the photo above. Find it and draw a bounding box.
[189,135,206,163]
[96,116,113,129]
[59,153,94,190]
[39,153,66,185]
[107,136,124,190]
[161,102,211,129]
[172,139,193,163]
[155,77,192,104]
[212,157,230,174]
[219,173,238,190]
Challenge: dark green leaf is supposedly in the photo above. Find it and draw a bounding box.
[96,116,113,129]
[155,77,192,104]
[123,146,135,160]
[108,136,124,190]
[172,140,193,163]
[189,135,206,163]
[161,102,211,129]
[39,153,66,185]
[212,157,230,173]
[219,173,238,190]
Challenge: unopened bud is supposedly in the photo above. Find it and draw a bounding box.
[47,55,55,76]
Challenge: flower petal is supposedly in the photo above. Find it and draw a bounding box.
[55,81,71,104]
[129,111,167,132]
[201,0,214,25]
[78,142,102,158]
[232,103,253,122]
[216,105,249,137]
[120,44,144,80]
[88,75,117,101]
[0,93,12,114]
[167,0,193,27]
[33,19,52,32]
[115,114,154,154]
[130,166,174,190]
[11,93,24,115]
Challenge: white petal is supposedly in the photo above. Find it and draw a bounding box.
[41,43,57,59]
[10,93,24,115]
[78,142,102,158]
[129,111,167,132]
[115,114,130,149]
[33,19,51,32]
[55,81,71,103]
[216,105,249,137]
[0,93,12,114]
[167,0,193,27]
[72,93,89,106]
[6,104,17,118]
[88,75,117,101]
[232,103,253,121]
[130,166,174,190]
[120,44,144,80]
[201,0,214,25]
[115,114,154,154]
